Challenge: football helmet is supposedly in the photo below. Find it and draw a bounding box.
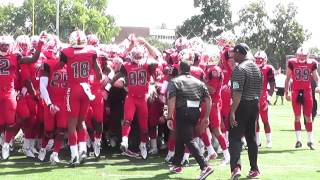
[130,45,146,64]
[254,50,268,67]
[189,37,204,52]
[87,34,99,46]
[43,34,60,58]
[296,47,309,63]
[69,30,87,48]
[16,35,31,54]
[0,35,14,56]
[174,37,189,52]
[215,31,236,48]
[179,48,195,66]
[30,35,40,49]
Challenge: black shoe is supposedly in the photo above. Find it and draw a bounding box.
[307,142,315,150]
[295,141,302,148]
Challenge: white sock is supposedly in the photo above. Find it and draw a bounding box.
[183,153,190,160]
[150,138,157,149]
[167,150,175,157]
[70,145,78,158]
[122,136,128,144]
[266,133,272,143]
[256,132,260,145]
[79,142,87,153]
[94,138,101,144]
[307,132,313,143]
[295,131,301,142]
[241,136,247,146]
[140,142,146,147]
[207,145,216,155]
[223,149,230,160]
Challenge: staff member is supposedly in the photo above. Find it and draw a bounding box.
[229,44,263,180]
[166,49,213,180]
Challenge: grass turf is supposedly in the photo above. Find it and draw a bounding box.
[1,98,320,180]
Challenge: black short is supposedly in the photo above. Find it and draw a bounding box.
[276,88,284,96]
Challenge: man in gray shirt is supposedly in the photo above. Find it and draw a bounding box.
[229,43,263,180]
[166,49,213,180]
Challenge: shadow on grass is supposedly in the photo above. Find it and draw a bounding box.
[259,148,309,154]
[125,172,195,180]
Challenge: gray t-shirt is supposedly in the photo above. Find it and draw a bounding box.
[231,58,263,100]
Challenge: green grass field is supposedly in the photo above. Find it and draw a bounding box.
[1,98,320,180]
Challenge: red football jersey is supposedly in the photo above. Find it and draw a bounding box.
[124,62,153,96]
[0,53,19,91]
[62,46,96,85]
[260,64,275,96]
[288,58,317,91]
[206,65,223,103]
[44,58,67,99]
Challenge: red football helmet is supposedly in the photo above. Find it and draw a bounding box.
[175,37,189,52]
[254,50,268,67]
[296,47,309,63]
[87,34,99,46]
[16,35,31,55]
[201,45,220,66]
[69,30,87,48]
[130,45,146,64]
[0,35,14,56]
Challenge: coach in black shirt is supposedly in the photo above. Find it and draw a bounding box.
[229,43,263,179]
[166,49,213,180]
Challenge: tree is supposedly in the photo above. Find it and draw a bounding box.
[176,0,233,42]
[236,0,270,51]
[268,3,310,68]
[0,0,119,43]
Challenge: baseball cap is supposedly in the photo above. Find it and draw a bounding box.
[233,43,250,55]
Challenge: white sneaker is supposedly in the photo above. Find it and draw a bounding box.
[139,143,148,159]
[38,148,46,161]
[148,147,158,155]
[94,139,101,157]
[266,141,272,148]
[120,141,128,152]
[2,143,10,160]
[50,152,60,165]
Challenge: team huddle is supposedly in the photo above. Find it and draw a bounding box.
[0,30,318,177]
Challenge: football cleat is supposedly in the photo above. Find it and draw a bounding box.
[2,143,10,160]
[197,165,214,180]
[205,151,218,162]
[121,149,140,158]
[24,148,35,158]
[79,151,87,164]
[165,153,174,163]
[38,148,46,161]
[181,158,190,167]
[307,142,315,150]
[295,141,302,148]
[169,166,183,174]
[69,155,80,167]
[266,141,272,148]
[139,143,148,159]
[50,152,60,165]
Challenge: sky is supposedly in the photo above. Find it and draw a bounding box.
[2,0,320,47]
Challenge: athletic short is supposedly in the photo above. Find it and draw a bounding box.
[276,87,284,96]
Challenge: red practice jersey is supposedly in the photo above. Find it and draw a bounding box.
[288,58,317,91]
[260,64,275,97]
[206,65,223,103]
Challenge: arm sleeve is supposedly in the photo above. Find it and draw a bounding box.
[40,76,52,106]
[167,80,177,98]
[231,67,245,92]
[267,68,275,83]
